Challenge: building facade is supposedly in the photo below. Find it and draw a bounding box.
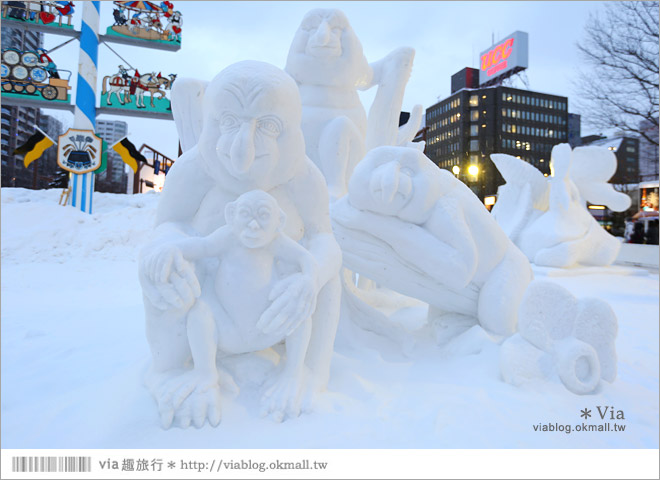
[638,118,659,183]
[581,135,640,186]
[425,82,569,201]
[94,119,129,193]
[1,26,46,188]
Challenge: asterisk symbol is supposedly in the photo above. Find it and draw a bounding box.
[167,461,176,469]
[580,408,591,419]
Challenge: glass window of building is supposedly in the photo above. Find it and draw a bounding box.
[471,110,479,121]
[469,95,479,107]
[469,139,479,151]
[470,125,479,136]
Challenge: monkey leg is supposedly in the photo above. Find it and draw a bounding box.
[300,275,341,411]
[261,316,312,422]
[318,116,365,201]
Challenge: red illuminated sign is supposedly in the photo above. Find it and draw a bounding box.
[481,37,514,77]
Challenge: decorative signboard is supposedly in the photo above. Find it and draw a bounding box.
[106,1,182,46]
[1,0,75,30]
[57,128,103,174]
[479,31,529,86]
[1,47,71,102]
[100,66,176,114]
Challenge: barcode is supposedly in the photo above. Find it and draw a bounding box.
[11,456,92,473]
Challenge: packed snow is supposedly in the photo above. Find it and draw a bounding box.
[1,187,658,448]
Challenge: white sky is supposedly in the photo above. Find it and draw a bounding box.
[42,1,606,160]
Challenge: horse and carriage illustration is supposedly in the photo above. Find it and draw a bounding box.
[101,66,176,112]
[1,48,71,101]
[108,1,182,45]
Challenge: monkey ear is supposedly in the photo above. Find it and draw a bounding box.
[224,201,236,224]
[278,208,287,232]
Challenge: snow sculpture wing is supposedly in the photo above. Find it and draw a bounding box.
[490,153,549,242]
[365,47,419,150]
[569,146,632,212]
[170,77,208,153]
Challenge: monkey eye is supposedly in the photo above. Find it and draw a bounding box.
[257,207,272,222]
[257,116,282,136]
[220,113,239,132]
[301,16,321,31]
[238,207,251,219]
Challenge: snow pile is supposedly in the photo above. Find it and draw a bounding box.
[1,188,158,264]
[1,188,658,449]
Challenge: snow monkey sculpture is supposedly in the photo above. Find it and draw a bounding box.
[139,61,342,428]
[285,8,423,201]
[491,144,631,268]
[331,146,533,339]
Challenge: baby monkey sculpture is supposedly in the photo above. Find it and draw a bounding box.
[152,190,318,425]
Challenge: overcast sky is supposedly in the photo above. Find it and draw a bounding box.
[42,1,606,160]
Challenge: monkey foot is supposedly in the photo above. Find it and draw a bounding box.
[150,369,222,429]
[260,371,305,423]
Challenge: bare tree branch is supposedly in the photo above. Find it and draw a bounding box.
[574,1,659,145]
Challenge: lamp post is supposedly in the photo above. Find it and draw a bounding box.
[452,165,460,177]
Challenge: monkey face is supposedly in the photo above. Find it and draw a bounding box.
[298,9,348,58]
[226,190,284,249]
[285,9,370,88]
[199,61,305,191]
[349,146,448,224]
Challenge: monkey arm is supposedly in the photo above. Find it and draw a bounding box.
[365,47,416,150]
[275,235,320,288]
[291,163,343,288]
[332,200,477,289]
[173,225,233,261]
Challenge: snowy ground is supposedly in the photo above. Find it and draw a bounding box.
[1,188,658,449]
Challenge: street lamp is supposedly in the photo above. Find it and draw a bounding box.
[468,165,479,177]
[452,165,460,176]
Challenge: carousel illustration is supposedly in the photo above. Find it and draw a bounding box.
[1,1,75,29]
[107,1,182,45]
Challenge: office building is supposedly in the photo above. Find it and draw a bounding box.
[94,119,129,193]
[1,26,45,188]
[425,70,569,201]
[581,135,639,186]
[638,118,659,183]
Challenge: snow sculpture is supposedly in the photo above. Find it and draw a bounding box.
[139,61,342,428]
[331,146,533,338]
[500,280,618,394]
[491,144,631,268]
[285,8,423,201]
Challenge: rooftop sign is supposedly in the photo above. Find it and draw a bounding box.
[479,31,528,85]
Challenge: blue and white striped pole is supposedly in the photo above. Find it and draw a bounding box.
[70,1,100,214]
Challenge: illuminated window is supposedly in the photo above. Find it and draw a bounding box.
[502,108,507,117]
[512,125,517,133]
[471,110,479,121]
[470,125,479,136]
[469,95,479,107]
[469,140,479,151]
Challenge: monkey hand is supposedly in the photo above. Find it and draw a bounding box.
[257,272,319,337]
[139,243,201,311]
